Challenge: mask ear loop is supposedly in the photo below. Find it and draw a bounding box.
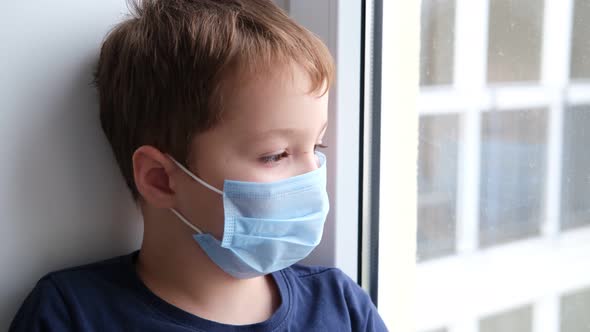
[166,155,224,195]
[166,154,222,235]
[170,208,204,234]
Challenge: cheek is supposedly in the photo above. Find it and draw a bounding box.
[225,161,290,183]
[176,180,225,237]
[191,155,230,191]
[205,152,262,182]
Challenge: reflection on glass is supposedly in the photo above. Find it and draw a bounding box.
[570,0,590,79]
[479,305,532,332]
[487,0,544,83]
[560,286,590,332]
[561,105,590,230]
[417,115,459,261]
[479,109,547,247]
[420,0,455,86]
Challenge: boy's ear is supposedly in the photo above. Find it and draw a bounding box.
[132,145,178,208]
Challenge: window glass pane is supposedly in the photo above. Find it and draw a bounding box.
[417,114,459,261]
[570,0,590,79]
[420,0,455,86]
[479,109,547,247]
[487,0,544,83]
[560,286,590,332]
[410,0,590,331]
[561,105,590,230]
[479,305,533,332]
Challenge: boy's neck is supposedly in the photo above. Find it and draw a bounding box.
[135,222,281,325]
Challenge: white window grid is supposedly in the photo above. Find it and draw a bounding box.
[416,0,590,332]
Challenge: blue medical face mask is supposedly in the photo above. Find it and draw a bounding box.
[168,152,330,279]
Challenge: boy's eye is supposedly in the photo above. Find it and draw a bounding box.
[314,143,328,150]
[259,145,326,166]
[260,151,290,165]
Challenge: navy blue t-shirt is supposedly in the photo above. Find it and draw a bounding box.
[10,251,388,331]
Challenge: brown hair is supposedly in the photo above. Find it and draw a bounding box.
[93,0,335,200]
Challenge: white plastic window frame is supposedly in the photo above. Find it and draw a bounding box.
[377,1,420,331]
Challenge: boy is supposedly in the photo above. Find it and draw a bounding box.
[10,0,388,331]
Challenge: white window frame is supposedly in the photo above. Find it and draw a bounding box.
[377,0,420,331]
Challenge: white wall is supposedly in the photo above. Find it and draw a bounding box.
[0,1,142,330]
[274,0,289,11]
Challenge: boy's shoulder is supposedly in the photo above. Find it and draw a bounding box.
[9,252,140,332]
[280,264,388,331]
[282,263,368,301]
[40,251,134,289]
[284,263,356,284]
[285,263,339,278]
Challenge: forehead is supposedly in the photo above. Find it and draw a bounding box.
[218,64,329,137]
[223,63,315,108]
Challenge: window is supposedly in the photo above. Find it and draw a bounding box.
[364,0,590,331]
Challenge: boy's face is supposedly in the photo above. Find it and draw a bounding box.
[173,64,329,238]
